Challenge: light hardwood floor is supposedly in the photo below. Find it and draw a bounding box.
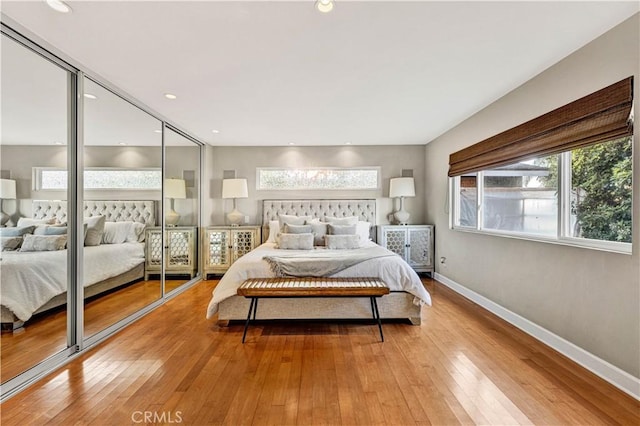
[1,279,190,383]
[1,278,638,425]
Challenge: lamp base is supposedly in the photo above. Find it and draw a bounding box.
[165,209,180,227]
[227,208,244,226]
[393,209,410,226]
[0,211,9,227]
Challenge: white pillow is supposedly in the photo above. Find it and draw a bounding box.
[84,215,105,246]
[267,220,280,243]
[17,217,55,227]
[356,221,372,244]
[102,222,131,244]
[102,221,147,244]
[324,216,358,226]
[278,214,311,229]
[128,222,146,242]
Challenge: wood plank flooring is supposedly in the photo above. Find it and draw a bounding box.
[0,279,190,383]
[1,278,638,425]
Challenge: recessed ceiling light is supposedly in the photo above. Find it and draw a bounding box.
[211,129,220,134]
[164,93,177,100]
[154,129,162,133]
[345,142,352,145]
[83,93,97,99]
[54,141,64,145]
[288,142,296,145]
[118,142,127,146]
[46,0,72,13]
[315,0,334,13]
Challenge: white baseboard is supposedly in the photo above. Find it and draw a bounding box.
[434,272,640,401]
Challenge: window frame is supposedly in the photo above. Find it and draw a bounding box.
[451,149,632,255]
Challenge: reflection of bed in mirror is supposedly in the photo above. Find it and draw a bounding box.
[0,200,156,331]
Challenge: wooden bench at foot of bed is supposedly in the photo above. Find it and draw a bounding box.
[237,277,390,343]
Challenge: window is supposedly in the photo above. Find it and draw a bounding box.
[452,136,632,252]
[34,167,162,190]
[449,77,633,253]
[257,167,380,190]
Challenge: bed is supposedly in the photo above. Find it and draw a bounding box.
[0,200,156,330]
[206,199,432,325]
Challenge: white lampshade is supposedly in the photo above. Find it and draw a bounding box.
[165,178,186,199]
[389,177,415,198]
[222,178,248,199]
[0,179,16,200]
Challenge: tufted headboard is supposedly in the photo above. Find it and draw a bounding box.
[32,200,156,225]
[262,199,377,242]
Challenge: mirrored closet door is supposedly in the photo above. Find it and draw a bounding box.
[0,33,72,384]
[163,128,201,293]
[82,77,163,339]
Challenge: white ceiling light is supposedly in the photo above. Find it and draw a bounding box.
[46,0,72,13]
[154,129,162,133]
[212,129,220,134]
[315,0,334,13]
[83,93,97,99]
[164,93,177,100]
[288,142,295,145]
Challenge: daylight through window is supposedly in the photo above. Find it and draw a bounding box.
[35,168,162,190]
[257,167,380,190]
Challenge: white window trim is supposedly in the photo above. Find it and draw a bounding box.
[450,153,632,255]
[256,166,381,191]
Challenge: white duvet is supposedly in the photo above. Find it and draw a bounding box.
[206,241,432,319]
[0,243,145,321]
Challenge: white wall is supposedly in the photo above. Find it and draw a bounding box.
[424,14,639,377]
[203,145,426,227]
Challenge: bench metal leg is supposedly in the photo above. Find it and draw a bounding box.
[242,298,256,343]
[252,298,259,320]
[370,296,384,342]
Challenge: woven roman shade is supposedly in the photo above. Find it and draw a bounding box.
[448,76,634,177]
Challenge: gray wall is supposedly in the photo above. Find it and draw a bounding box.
[202,145,426,227]
[424,14,639,377]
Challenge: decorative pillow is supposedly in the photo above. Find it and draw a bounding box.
[266,220,280,243]
[276,233,314,250]
[283,224,312,234]
[278,214,311,229]
[309,222,328,246]
[324,216,358,226]
[16,217,55,227]
[327,223,357,235]
[0,226,35,237]
[1,236,22,251]
[325,234,361,250]
[20,234,67,252]
[84,215,105,246]
[356,221,372,243]
[34,225,68,236]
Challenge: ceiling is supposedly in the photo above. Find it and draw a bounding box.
[1,1,638,147]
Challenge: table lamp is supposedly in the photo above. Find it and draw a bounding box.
[222,178,248,226]
[389,177,415,225]
[165,178,186,226]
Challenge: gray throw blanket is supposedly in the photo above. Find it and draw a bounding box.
[263,246,396,277]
